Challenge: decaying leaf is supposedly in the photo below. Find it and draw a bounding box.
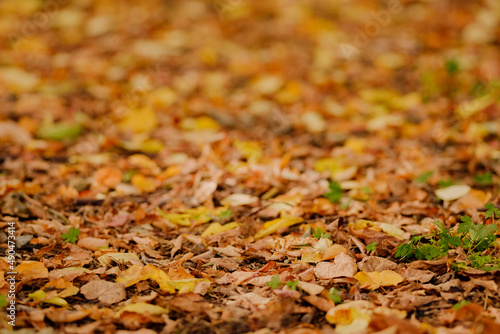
[80,280,126,305]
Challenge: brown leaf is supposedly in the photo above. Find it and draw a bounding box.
[358,256,397,272]
[314,253,357,279]
[80,280,126,305]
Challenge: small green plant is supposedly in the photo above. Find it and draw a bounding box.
[395,204,499,271]
[122,169,137,182]
[438,178,453,188]
[452,300,470,311]
[313,228,330,240]
[324,181,343,203]
[485,203,500,221]
[414,171,433,184]
[366,242,377,254]
[328,288,342,304]
[266,274,281,289]
[62,227,81,244]
[474,171,493,186]
[445,59,460,75]
[218,209,233,220]
[285,280,299,290]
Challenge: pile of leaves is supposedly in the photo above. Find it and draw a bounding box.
[1,0,500,333]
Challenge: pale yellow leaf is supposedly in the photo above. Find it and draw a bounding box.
[435,185,471,201]
[254,216,303,239]
[201,222,239,237]
[354,270,403,290]
[116,302,167,317]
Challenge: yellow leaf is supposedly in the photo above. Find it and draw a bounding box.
[254,216,303,239]
[28,289,46,301]
[456,96,493,118]
[58,285,80,298]
[131,174,157,192]
[233,140,262,164]
[201,222,239,237]
[354,270,403,290]
[156,208,192,226]
[146,87,177,108]
[142,265,175,293]
[168,278,210,294]
[127,154,157,169]
[45,296,68,307]
[119,107,158,133]
[122,138,164,154]
[377,223,405,240]
[326,301,373,329]
[28,290,68,307]
[344,138,366,154]
[117,264,175,293]
[116,302,167,317]
[349,220,405,240]
[179,116,219,131]
[158,166,181,180]
[314,158,342,174]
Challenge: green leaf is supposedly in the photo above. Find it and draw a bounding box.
[415,244,442,260]
[0,295,7,308]
[313,228,330,240]
[395,242,414,260]
[38,121,83,141]
[286,280,299,290]
[485,203,500,220]
[445,59,460,75]
[266,274,281,290]
[328,288,342,305]
[324,181,342,203]
[458,216,474,235]
[474,171,493,186]
[218,210,234,220]
[433,220,445,232]
[439,235,462,248]
[414,171,434,184]
[123,169,137,182]
[452,300,470,311]
[366,242,377,253]
[438,178,453,188]
[62,227,81,244]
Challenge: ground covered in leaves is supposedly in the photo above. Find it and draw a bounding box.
[1,0,500,333]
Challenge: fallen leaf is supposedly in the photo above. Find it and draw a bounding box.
[435,185,471,201]
[221,193,259,207]
[314,253,357,279]
[97,252,140,266]
[357,256,397,272]
[254,216,304,239]
[117,264,175,293]
[201,222,239,237]
[354,270,403,290]
[80,280,126,305]
[116,302,167,317]
[17,261,49,283]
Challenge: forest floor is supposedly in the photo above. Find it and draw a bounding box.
[1,0,500,333]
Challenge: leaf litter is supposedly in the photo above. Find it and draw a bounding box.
[1,0,500,333]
